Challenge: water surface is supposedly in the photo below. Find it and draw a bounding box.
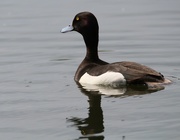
[0,0,180,140]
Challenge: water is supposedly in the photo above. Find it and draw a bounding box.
[0,0,180,139]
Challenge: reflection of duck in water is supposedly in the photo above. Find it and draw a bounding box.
[67,93,104,139]
[67,83,159,139]
[61,11,171,91]
[77,81,163,96]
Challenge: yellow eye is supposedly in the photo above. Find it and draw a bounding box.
[76,16,79,21]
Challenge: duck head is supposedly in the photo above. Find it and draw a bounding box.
[61,12,99,36]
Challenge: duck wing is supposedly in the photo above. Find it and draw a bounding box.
[87,61,164,84]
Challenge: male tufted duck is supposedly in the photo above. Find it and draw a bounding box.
[61,12,170,88]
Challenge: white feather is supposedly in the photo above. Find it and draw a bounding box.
[79,71,126,87]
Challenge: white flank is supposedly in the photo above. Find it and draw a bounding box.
[79,71,126,87]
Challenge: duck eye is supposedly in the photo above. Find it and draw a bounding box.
[76,16,80,21]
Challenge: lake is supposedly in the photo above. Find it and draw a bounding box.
[0,0,180,140]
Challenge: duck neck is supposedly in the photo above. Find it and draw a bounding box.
[83,33,99,62]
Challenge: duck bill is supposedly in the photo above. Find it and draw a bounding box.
[61,25,74,33]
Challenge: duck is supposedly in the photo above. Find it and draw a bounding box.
[61,12,170,88]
